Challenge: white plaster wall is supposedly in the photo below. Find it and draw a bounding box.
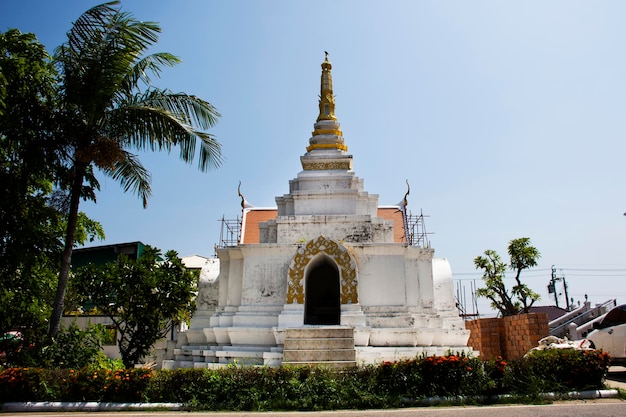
[403,250,421,307]
[351,245,435,309]
[216,247,244,307]
[432,258,458,312]
[280,193,378,217]
[290,170,360,192]
[266,215,393,244]
[238,245,293,306]
[216,249,230,307]
[194,259,220,314]
[416,254,435,309]
[350,245,410,306]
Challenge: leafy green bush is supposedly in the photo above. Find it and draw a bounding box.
[0,367,153,403]
[508,348,611,393]
[41,323,108,369]
[0,350,612,409]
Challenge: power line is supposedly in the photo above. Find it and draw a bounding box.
[562,268,626,272]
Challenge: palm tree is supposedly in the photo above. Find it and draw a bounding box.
[48,1,222,337]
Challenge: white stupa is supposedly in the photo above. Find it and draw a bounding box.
[162,54,470,369]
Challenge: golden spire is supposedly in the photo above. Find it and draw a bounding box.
[306,52,346,154]
[317,51,337,122]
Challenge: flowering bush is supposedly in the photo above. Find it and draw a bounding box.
[483,356,508,394]
[0,368,31,402]
[0,367,153,403]
[65,368,153,402]
[0,350,612,409]
[419,353,488,397]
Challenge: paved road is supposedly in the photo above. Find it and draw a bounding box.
[3,400,626,417]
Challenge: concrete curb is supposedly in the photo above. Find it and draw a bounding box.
[1,402,185,412]
[543,389,620,400]
[414,389,620,406]
[2,390,620,412]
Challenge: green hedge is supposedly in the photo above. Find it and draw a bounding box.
[0,350,611,410]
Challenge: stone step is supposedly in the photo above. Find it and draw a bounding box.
[214,349,265,365]
[282,326,357,367]
[215,350,264,359]
[285,327,354,339]
[282,360,357,369]
[283,348,355,362]
[284,337,354,350]
[162,360,195,370]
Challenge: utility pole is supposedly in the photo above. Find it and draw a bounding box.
[548,265,572,311]
[562,273,571,311]
[548,265,560,308]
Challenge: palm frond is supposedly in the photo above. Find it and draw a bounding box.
[108,103,193,151]
[62,1,120,59]
[55,1,161,123]
[196,131,223,171]
[141,90,220,132]
[108,89,222,171]
[101,150,152,207]
[120,52,181,96]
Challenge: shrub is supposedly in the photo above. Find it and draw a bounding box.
[0,367,153,403]
[509,348,611,393]
[65,368,153,402]
[0,350,612,409]
[417,353,487,397]
[39,322,108,369]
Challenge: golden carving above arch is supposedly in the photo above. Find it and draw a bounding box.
[287,235,358,305]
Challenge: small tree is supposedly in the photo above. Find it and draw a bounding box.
[474,237,541,316]
[72,246,197,368]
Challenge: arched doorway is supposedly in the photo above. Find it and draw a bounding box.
[304,257,340,325]
[286,235,358,305]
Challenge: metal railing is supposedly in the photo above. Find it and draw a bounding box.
[549,299,616,338]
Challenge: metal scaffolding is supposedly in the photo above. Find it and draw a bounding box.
[404,209,431,247]
[218,215,241,248]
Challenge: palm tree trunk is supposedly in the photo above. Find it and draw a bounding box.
[48,166,85,337]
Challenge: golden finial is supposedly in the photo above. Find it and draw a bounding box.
[317,51,336,121]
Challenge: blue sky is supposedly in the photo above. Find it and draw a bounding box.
[3,0,626,314]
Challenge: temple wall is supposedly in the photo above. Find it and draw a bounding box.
[432,258,457,312]
[225,248,244,306]
[349,245,434,308]
[238,245,293,306]
[262,215,393,244]
[216,249,230,307]
[350,246,409,306]
[216,243,438,312]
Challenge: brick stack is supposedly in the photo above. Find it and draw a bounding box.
[465,317,502,360]
[502,313,549,359]
[465,313,549,360]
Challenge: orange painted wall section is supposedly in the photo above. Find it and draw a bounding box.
[377,207,406,244]
[240,209,277,244]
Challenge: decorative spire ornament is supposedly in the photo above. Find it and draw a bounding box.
[317,51,337,122]
[307,52,347,153]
